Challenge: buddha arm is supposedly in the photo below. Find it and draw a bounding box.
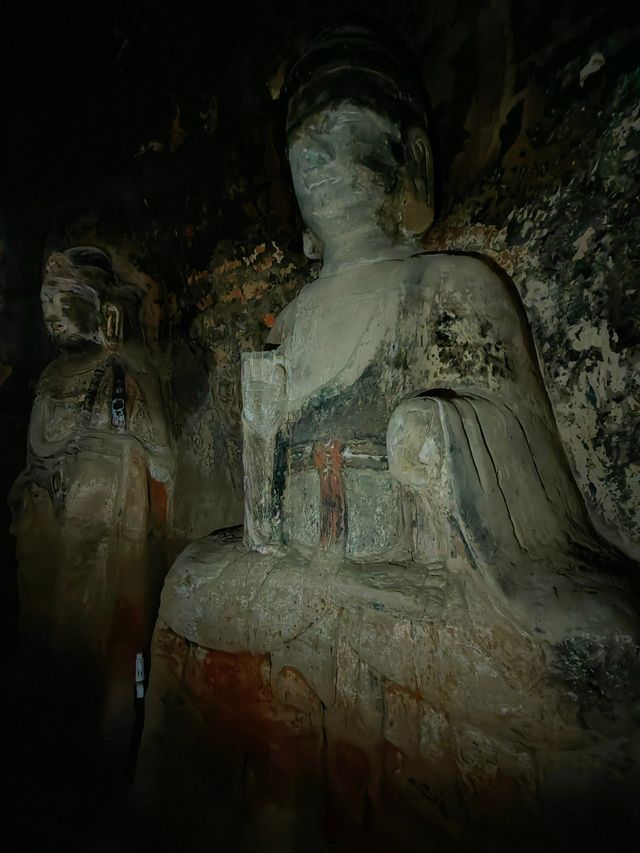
[241,350,288,552]
[388,258,590,566]
[120,360,174,535]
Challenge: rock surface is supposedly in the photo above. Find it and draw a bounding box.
[136,27,640,850]
[137,529,640,851]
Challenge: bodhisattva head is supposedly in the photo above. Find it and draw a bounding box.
[41,247,114,351]
[284,26,435,268]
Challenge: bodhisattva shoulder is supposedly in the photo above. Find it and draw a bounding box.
[35,354,83,391]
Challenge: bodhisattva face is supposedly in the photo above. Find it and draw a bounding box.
[41,284,101,350]
[287,103,407,239]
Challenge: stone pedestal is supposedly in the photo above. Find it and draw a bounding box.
[135,529,640,851]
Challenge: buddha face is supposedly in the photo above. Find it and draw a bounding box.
[287,100,433,247]
[288,103,404,238]
[41,284,101,350]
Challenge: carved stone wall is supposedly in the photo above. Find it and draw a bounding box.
[3,2,637,561]
[1,1,639,849]
[422,5,640,551]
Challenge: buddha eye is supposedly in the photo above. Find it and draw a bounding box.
[301,146,334,168]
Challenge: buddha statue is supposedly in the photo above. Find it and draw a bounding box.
[10,246,174,772]
[137,27,639,851]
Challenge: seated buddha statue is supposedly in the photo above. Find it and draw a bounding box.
[10,246,174,773]
[136,27,639,851]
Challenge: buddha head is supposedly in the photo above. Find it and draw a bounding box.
[284,25,435,258]
[41,247,114,350]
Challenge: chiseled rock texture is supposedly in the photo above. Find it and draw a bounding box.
[9,247,177,771]
[172,237,313,542]
[423,27,640,551]
[137,529,640,852]
[134,19,640,849]
[2,4,639,852]
[3,3,638,563]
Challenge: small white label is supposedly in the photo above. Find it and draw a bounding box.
[135,652,145,683]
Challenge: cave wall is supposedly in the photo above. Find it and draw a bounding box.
[422,3,640,551]
[1,0,638,576]
[1,4,639,845]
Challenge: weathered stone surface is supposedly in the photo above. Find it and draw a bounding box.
[171,237,312,542]
[138,529,640,850]
[137,25,640,850]
[2,5,640,851]
[10,247,176,765]
[423,24,640,550]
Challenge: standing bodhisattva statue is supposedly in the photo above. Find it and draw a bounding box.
[136,27,639,851]
[11,246,174,774]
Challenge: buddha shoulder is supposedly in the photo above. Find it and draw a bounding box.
[267,297,299,348]
[406,252,517,301]
[404,252,528,329]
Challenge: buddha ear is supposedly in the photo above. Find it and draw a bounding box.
[400,127,435,237]
[302,228,324,260]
